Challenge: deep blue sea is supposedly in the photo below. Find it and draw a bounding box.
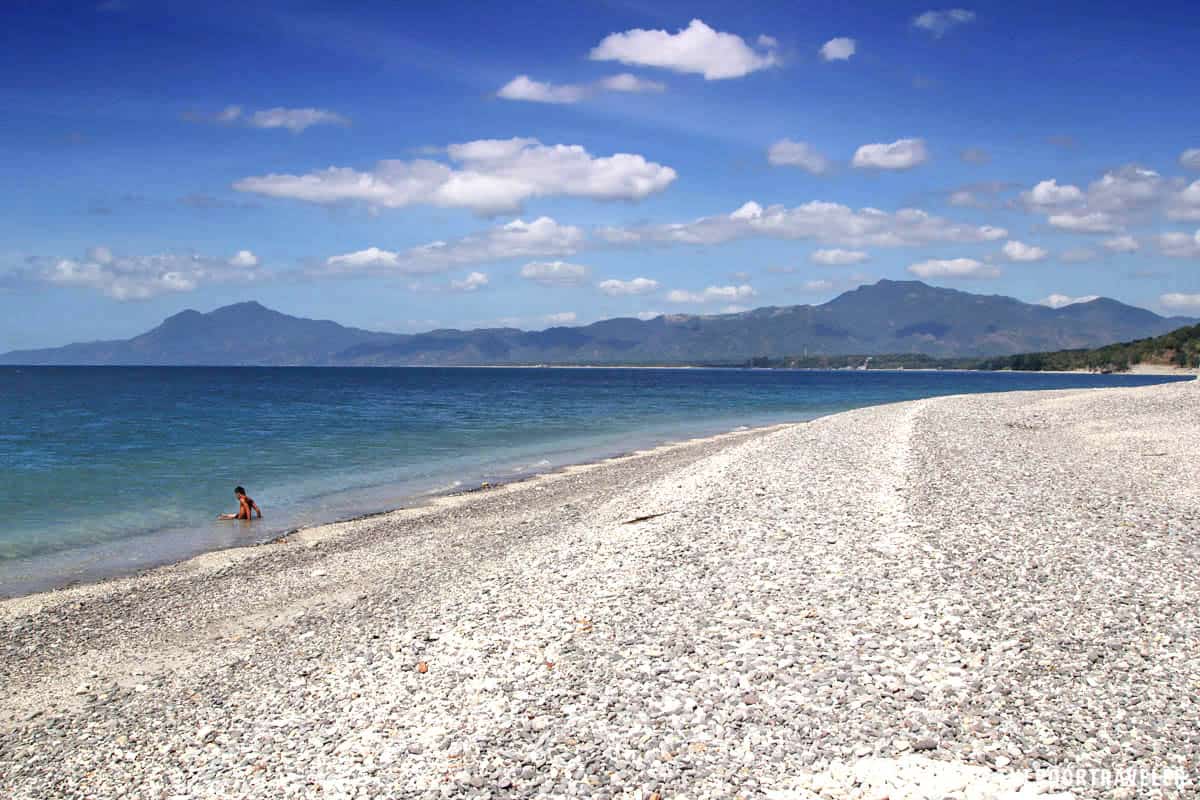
[0,366,1186,596]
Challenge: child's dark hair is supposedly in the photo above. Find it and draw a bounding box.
[234,486,246,495]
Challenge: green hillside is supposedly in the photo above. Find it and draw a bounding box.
[749,323,1200,372]
[977,323,1200,372]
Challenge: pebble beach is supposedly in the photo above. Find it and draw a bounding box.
[1,378,1197,799]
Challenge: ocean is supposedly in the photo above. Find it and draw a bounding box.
[0,366,1186,597]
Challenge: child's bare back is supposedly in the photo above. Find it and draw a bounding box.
[218,485,262,520]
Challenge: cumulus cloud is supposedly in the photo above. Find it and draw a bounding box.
[598,200,1005,249]
[635,311,662,321]
[37,248,265,300]
[1158,230,1200,258]
[907,258,999,280]
[1002,240,1048,262]
[1168,180,1200,221]
[589,19,779,80]
[597,73,666,93]
[1161,292,1200,310]
[1023,167,1180,232]
[323,217,584,276]
[544,311,578,325]
[1022,179,1084,209]
[819,37,856,61]
[519,260,591,286]
[248,108,349,132]
[228,250,260,267]
[1047,211,1120,233]
[449,271,489,292]
[810,248,868,265]
[1180,149,1200,170]
[497,75,587,104]
[1086,166,1163,214]
[851,138,928,170]
[666,284,757,304]
[235,138,677,215]
[498,73,665,104]
[1039,293,1100,309]
[948,191,979,208]
[184,105,347,132]
[1103,235,1139,253]
[767,139,831,174]
[912,9,977,37]
[598,277,659,296]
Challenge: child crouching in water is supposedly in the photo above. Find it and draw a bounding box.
[218,486,262,520]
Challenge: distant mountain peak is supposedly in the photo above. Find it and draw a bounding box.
[1,283,1194,366]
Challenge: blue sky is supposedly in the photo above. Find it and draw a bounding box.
[3,0,1200,349]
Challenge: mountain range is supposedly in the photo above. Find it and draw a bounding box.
[3,280,1193,366]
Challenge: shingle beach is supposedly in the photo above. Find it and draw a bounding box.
[2,379,1197,799]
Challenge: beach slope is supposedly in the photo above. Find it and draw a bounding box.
[1,379,1197,799]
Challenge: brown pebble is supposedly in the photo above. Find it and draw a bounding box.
[415,661,428,674]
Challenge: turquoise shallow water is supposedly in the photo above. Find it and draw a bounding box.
[0,366,1186,596]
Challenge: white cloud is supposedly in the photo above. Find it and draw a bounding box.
[1179,149,1200,171]
[1039,293,1100,309]
[666,284,757,304]
[912,9,977,37]
[1086,166,1163,214]
[799,279,835,292]
[38,248,266,300]
[1002,240,1048,262]
[851,138,928,170]
[589,18,779,80]
[1157,230,1200,258]
[1168,180,1200,221]
[497,76,586,104]
[635,310,662,321]
[1161,292,1200,310]
[519,260,591,287]
[767,139,830,174]
[810,248,868,265]
[449,271,489,292]
[598,200,1006,249]
[597,73,665,93]
[499,73,665,104]
[323,217,584,276]
[186,105,347,132]
[907,258,999,280]
[248,108,349,133]
[1024,167,1173,230]
[1047,211,1120,233]
[544,311,578,325]
[948,190,978,207]
[235,137,676,215]
[228,249,260,267]
[819,37,856,61]
[598,277,659,296]
[1102,235,1139,253]
[1022,179,1084,208]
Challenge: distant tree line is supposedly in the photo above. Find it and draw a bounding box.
[746,323,1200,372]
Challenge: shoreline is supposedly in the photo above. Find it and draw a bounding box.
[1,379,1198,798]
[0,420,796,608]
[3,369,1192,602]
